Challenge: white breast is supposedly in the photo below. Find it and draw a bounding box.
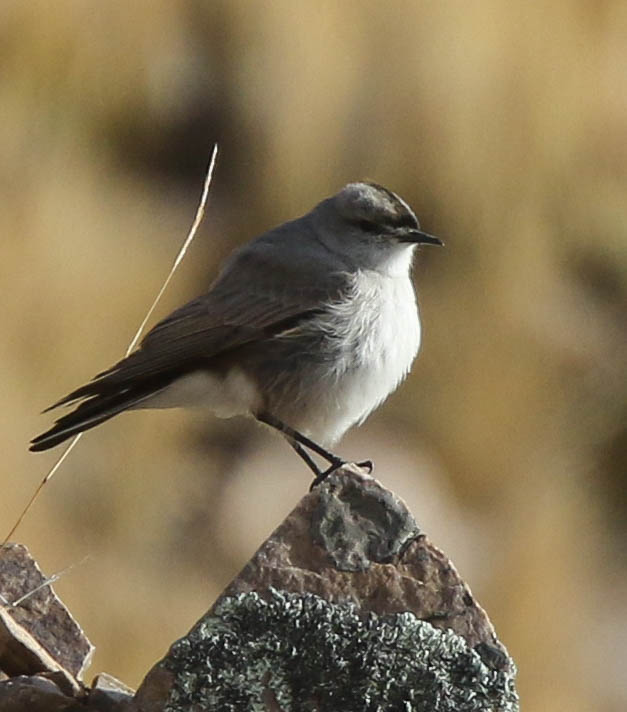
[295,269,421,444]
[343,272,421,421]
[137,264,421,448]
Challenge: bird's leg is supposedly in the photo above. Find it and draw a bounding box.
[287,438,324,478]
[255,411,374,487]
[255,410,344,469]
[288,437,344,490]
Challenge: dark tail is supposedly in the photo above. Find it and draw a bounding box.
[30,386,163,452]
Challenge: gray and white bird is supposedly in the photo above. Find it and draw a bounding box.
[31,182,442,483]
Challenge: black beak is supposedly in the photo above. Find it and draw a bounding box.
[401,229,444,246]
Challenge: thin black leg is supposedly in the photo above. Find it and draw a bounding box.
[287,438,323,478]
[255,410,374,487]
[256,411,343,468]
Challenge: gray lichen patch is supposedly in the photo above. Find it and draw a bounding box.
[311,471,421,571]
[163,589,519,712]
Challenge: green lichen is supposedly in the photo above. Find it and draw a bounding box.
[164,589,518,712]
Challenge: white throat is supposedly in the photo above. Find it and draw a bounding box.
[377,245,415,277]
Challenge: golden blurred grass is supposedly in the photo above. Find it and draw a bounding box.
[1,2,626,710]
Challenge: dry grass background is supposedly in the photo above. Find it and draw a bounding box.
[1,2,626,710]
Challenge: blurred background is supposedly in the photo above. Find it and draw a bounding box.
[1,1,626,709]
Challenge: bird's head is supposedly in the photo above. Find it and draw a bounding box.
[312,182,443,275]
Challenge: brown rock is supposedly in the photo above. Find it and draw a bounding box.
[89,673,134,710]
[91,672,134,697]
[133,465,519,711]
[0,599,81,696]
[217,465,507,656]
[0,674,81,712]
[0,543,93,681]
[0,546,135,711]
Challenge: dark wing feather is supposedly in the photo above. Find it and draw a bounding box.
[49,247,349,406]
[31,236,351,451]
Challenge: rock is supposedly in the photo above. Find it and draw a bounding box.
[0,545,135,711]
[0,543,93,682]
[0,674,80,712]
[133,465,519,711]
[90,673,135,709]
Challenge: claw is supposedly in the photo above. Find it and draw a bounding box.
[308,457,374,490]
[309,459,344,490]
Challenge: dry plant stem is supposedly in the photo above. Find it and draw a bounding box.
[2,144,220,547]
[126,144,219,353]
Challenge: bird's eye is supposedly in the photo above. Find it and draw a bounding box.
[357,219,379,233]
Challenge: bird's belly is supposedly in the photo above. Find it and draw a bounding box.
[138,276,421,448]
[283,276,421,445]
[136,367,261,418]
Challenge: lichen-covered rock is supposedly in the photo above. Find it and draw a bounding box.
[163,589,518,712]
[133,467,519,711]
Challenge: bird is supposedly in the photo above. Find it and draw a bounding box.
[30,182,443,484]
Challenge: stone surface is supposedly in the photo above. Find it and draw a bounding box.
[133,465,519,711]
[0,544,139,710]
[90,673,135,709]
[0,671,134,712]
[0,674,80,712]
[0,593,81,696]
[0,543,93,680]
[92,672,135,697]
[163,589,518,711]
[216,465,509,658]
[311,468,420,571]
[0,468,519,710]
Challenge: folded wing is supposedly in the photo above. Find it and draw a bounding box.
[30,241,350,451]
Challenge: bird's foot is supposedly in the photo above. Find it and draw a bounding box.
[309,458,374,490]
[309,459,343,490]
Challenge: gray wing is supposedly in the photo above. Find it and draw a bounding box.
[30,222,352,451]
[44,238,352,409]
